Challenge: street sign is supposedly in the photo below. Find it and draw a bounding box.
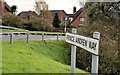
[66,33,99,55]
[66,29,100,74]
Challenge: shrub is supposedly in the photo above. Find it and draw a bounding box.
[66,20,74,28]
[59,20,74,28]
[77,18,119,74]
[2,13,23,28]
[26,17,54,32]
[76,2,120,74]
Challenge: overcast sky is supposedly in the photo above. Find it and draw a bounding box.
[5,0,81,14]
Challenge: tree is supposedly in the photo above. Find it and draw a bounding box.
[66,20,73,28]
[11,5,17,14]
[79,0,85,7]
[52,13,61,28]
[34,0,49,19]
[84,2,119,24]
[117,2,120,73]
[76,2,120,74]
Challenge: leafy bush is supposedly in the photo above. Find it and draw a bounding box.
[59,20,74,28]
[24,17,54,32]
[2,13,23,28]
[76,2,120,74]
[2,13,54,32]
[77,17,119,73]
[66,20,74,28]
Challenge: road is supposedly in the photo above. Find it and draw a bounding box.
[0,32,66,41]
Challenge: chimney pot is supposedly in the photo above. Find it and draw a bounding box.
[73,6,76,13]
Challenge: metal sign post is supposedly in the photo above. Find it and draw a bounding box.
[57,34,59,41]
[92,32,100,75]
[27,33,29,43]
[10,32,13,44]
[42,33,44,42]
[66,30,100,74]
[71,28,76,74]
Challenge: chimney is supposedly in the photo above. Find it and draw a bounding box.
[73,6,76,13]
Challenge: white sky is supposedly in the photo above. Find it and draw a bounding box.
[5,0,81,14]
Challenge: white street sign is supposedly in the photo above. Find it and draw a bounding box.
[66,33,99,55]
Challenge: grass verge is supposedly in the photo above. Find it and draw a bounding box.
[2,40,88,74]
[0,29,64,34]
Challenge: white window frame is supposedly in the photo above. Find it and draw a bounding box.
[79,17,84,22]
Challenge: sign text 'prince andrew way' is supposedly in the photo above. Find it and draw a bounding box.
[66,33,100,55]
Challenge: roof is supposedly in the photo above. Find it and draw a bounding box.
[18,11,29,17]
[49,10,67,18]
[74,8,83,18]
[18,11,38,17]
[67,8,83,23]
[0,1,12,12]
[5,2,11,12]
[67,14,75,18]
[50,10,67,14]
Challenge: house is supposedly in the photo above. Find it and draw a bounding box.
[0,0,12,16]
[18,6,85,27]
[67,6,85,27]
[49,7,85,27]
[18,10,67,23]
[18,11,38,21]
[48,10,67,24]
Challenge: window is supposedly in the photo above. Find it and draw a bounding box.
[78,24,84,26]
[79,17,84,22]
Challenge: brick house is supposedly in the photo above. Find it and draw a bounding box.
[0,0,12,16]
[18,11,38,21]
[67,6,85,27]
[48,10,67,24]
[18,6,85,27]
[49,7,85,27]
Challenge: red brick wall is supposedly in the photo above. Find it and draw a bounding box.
[72,12,85,27]
[58,11,66,23]
[1,0,12,16]
[18,14,29,21]
[48,10,67,24]
[29,11,38,20]
[19,11,38,21]
[1,0,5,15]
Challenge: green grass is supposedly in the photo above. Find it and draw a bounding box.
[0,29,65,34]
[2,40,88,74]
